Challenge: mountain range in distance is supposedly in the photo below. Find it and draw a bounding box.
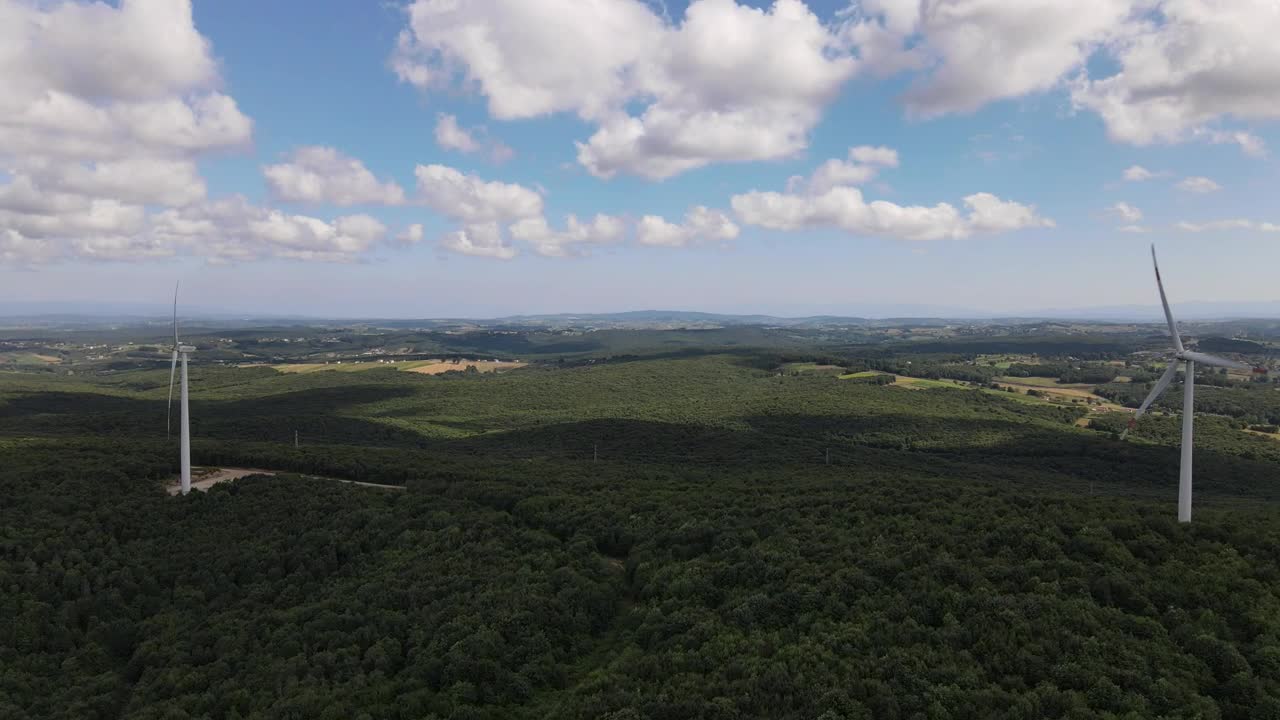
[3,301,1280,329]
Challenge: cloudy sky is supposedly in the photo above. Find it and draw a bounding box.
[1,0,1278,318]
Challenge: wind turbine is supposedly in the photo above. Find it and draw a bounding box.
[167,282,195,495]
[1123,246,1266,522]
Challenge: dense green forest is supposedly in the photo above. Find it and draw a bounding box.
[3,335,1280,718]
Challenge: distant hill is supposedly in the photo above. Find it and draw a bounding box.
[3,303,1279,329]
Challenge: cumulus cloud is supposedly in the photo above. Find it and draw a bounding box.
[843,1,1275,155]
[0,6,252,163]
[434,113,514,162]
[414,164,543,224]
[396,224,425,245]
[1071,1,1280,151]
[393,0,858,179]
[2,194,395,265]
[439,223,517,260]
[509,214,626,257]
[0,0,255,264]
[732,186,1052,241]
[637,206,741,247]
[150,197,390,262]
[263,147,406,206]
[435,114,480,153]
[730,150,1052,241]
[848,0,1136,117]
[1196,129,1267,157]
[804,145,900,194]
[1105,202,1144,222]
[1119,224,1151,233]
[1123,165,1156,181]
[1177,176,1221,193]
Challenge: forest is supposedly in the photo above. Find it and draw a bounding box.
[2,325,1280,719]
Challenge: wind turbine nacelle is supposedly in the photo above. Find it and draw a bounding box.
[178,345,196,353]
[1175,350,1250,371]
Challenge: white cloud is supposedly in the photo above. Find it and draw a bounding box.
[396,224,425,245]
[1196,129,1267,157]
[509,214,626,257]
[413,164,558,259]
[849,145,900,166]
[1174,219,1278,233]
[846,1,1276,155]
[1072,0,1280,151]
[806,145,900,194]
[1105,202,1143,222]
[637,206,740,247]
[1177,176,1221,193]
[151,196,390,262]
[439,223,517,260]
[849,0,1136,117]
[732,186,1052,241]
[730,150,1052,241]
[263,147,406,206]
[0,199,147,243]
[964,193,1057,233]
[435,114,481,153]
[435,113,515,162]
[1123,165,1156,181]
[0,0,258,264]
[0,175,91,216]
[1119,224,1151,233]
[2,193,396,265]
[414,164,543,224]
[0,1,252,164]
[393,0,857,179]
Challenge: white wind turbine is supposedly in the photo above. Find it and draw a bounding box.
[167,282,195,495]
[1123,246,1266,522]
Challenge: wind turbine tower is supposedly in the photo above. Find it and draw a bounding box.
[167,283,195,495]
[1124,246,1267,522]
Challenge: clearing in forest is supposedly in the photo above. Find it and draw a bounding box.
[403,360,526,375]
[270,359,525,374]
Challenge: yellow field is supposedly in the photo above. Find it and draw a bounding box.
[995,377,1098,398]
[404,360,526,375]
[272,359,526,375]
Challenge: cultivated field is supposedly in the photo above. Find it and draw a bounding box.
[270,359,525,375]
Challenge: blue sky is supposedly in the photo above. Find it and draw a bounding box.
[2,0,1279,317]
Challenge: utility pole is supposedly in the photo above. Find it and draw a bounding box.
[295,430,299,449]
[593,443,598,464]
[825,448,830,465]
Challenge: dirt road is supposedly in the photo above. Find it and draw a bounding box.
[166,468,406,495]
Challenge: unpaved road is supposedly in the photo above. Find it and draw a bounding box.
[167,467,406,495]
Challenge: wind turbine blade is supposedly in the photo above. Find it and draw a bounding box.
[167,349,178,436]
[1179,350,1251,370]
[173,280,180,346]
[1122,362,1179,439]
[1151,245,1183,352]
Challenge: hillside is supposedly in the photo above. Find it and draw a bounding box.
[2,347,1279,719]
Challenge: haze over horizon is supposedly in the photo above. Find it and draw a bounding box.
[5,298,1280,324]
[3,1,1280,316]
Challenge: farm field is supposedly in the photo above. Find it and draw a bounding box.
[269,358,526,374]
[3,325,1280,718]
[0,351,62,366]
